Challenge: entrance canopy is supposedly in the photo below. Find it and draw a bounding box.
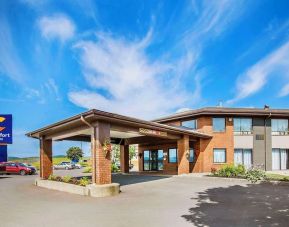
[26,109,211,142]
[26,109,211,184]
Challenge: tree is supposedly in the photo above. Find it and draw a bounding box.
[66,147,83,162]
[129,145,137,164]
[111,145,120,164]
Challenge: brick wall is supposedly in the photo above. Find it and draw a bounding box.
[197,116,234,172]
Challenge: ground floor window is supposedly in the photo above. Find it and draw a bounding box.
[213,149,226,163]
[272,149,289,170]
[168,148,177,163]
[189,149,195,162]
[143,150,164,171]
[234,149,252,169]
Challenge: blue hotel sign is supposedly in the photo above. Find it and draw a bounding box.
[0,115,12,144]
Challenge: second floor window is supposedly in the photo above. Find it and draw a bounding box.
[182,119,197,129]
[272,119,288,134]
[213,118,225,132]
[234,118,252,134]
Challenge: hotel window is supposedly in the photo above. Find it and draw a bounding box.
[168,148,177,163]
[213,118,226,132]
[182,119,197,129]
[271,119,289,135]
[234,149,252,169]
[213,149,226,163]
[143,151,150,170]
[233,118,252,134]
[189,149,195,162]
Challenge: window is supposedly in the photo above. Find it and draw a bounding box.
[182,119,197,129]
[158,150,164,170]
[213,118,225,132]
[234,149,252,169]
[143,150,150,171]
[168,148,177,163]
[189,149,195,162]
[213,149,226,163]
[234,118,252,134]
[272,119,289,135]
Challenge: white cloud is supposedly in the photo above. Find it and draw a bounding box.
[45,78,61,101]
[228,40,289,103]
[69,31,199,119]
[279,83,289,97]
[0,16,27,82]
[38,14,75,42]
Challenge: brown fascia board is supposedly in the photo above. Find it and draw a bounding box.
[153,107,289,123]
[26,109,212,139]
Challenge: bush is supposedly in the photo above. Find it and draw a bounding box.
[62,175,72,183]
[111,163,119,173]
[245,168,266,183]
[215,164,245,178]
[48,175,57,181]
[83,166,92,173]
[79,177,91,186]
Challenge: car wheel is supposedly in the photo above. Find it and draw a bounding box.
[20,170,26,176]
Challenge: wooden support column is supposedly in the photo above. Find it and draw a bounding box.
[40,138,52,179]
[177,135,190,175]
[120,144,129,173]
[91,121,111,184]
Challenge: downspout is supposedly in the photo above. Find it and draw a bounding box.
[80,115,94,128]
[264,112,272,170]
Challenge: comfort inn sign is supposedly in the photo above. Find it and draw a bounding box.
[0,115,12,144]
[139,128,167,137]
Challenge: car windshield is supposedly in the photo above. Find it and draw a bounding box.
[18,163,27,167]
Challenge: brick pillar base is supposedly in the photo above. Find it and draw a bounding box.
[40,138,52,179]
[91,121,111,185]
[120,144,129,173]
[177,135,190,175]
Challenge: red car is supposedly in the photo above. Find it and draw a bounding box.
[0,162,32,176]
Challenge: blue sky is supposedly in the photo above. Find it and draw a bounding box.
[1,0,289,157]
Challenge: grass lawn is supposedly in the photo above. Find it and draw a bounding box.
[9,156,72,170]
[266,173,289,181]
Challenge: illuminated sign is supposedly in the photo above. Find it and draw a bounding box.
[139,128,167,137]
[0,115,12,144]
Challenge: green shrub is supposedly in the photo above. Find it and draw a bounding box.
[70,178,79,185]
[62,175,72,183]
[83,166,92,173]
[79,177,91,186]
[48,175,57,181]
[245,168,266,183]
[215,164,245,178]
[111,163,119,173]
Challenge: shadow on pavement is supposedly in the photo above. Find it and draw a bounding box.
[75,173,170,186]
[0,176,11,179]
[182,182,289,227]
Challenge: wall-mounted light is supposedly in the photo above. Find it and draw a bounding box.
[163,152,168,161]
[138,153,143,159]
[185,149,190,160]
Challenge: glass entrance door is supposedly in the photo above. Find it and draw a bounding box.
[143,150,164,171]
[150,150,158,171]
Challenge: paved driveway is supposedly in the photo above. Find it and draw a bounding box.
[0,171,288,227]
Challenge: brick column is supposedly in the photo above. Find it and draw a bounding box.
[40,138,52,179]
[91,121,111,184]
[120,144,129,173]
[177,135,190,175]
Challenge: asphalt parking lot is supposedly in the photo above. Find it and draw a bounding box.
[0,170,289,227]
